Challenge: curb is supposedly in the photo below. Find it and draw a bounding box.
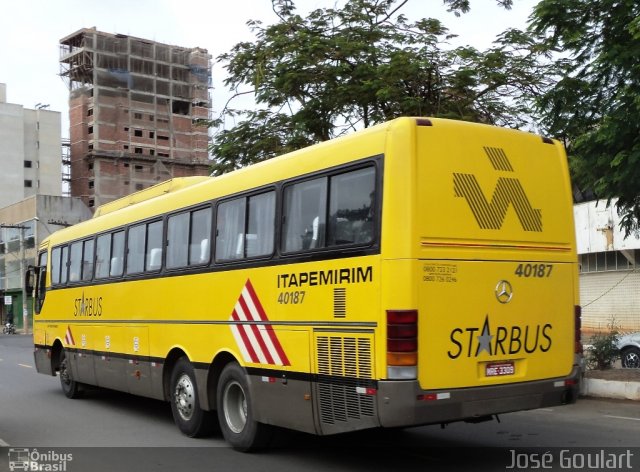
[581,377,640,401]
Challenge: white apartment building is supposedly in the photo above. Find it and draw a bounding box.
[0,83,62,208]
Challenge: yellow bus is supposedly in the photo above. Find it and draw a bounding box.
[30,117,581,450]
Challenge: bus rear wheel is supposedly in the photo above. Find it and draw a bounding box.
[217,362,272,451]
[169,357,216,437]
[59,349,83,399]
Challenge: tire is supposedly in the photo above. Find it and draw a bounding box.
[217,362,272,451]
[169,357,217,437]
[59,349,83,399]
[620,346,640,369]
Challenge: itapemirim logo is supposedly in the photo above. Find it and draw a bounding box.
[454,147,543,232]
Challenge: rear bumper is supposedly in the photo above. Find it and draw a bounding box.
[377,366,580,427]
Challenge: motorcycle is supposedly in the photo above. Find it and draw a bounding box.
[2,318,16,335]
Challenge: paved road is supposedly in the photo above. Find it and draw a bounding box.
[1,334,638,472]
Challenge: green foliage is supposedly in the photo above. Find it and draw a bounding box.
[585,319,620,370]
[530,0,640,235]
[210,0,547,174]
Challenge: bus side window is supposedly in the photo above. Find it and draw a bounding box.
[60,246,69,284]
[51,247,61,285]
[69,241,82,282]
[95,234,111,279]
[145,220,163,272]
[82,239,95,281]
[167,212,189,269]
[189,207,212,265]
[110,230,125,277]
[328,167,375,247]
[126,224,146,275]
[246,191,275,258]
[216,198,245,261]
[282,177,327,253]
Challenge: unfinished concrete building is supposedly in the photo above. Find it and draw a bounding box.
[59,28,212,210]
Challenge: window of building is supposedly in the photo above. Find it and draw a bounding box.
[135,165,144,172]
[134,113,143,120]
[24,180,33,188]
[134,129,143,137]
[149,131,155,139]
[158,135,169,141]
[24,160,32,168]
[134,148,143,154]
[88,180,94,189]
[579,250,638,273]
[88,126,93,134]
[87,108,93,117]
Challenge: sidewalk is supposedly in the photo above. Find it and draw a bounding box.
[580,368,640,401]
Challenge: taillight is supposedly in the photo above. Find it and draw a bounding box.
[574,305,583,354]
[387,310,418,379]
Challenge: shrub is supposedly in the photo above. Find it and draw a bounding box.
[585,319,620,370]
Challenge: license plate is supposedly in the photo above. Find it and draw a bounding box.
[485,362,515,377]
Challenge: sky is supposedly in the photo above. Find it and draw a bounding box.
[0,0,538,138]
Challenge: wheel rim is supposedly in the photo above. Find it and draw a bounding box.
[174,374,196,421]
[623,351,640,368]
[223,380,247,434]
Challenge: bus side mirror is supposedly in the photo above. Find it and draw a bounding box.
[25,266,36,294]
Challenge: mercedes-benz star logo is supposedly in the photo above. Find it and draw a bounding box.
[495,280,513,304]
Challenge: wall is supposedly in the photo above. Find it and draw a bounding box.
[575,199,640,333]
[580,271,640,333]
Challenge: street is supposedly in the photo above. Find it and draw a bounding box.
[1,334,638,472]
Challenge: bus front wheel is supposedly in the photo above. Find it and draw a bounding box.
[59,349,82,399]
[217,362,271,451]
[169,357,216,437]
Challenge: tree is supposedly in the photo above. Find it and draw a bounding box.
[210,0,547,174]
[530,0,640,233]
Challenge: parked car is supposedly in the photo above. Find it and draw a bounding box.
[617,332,640,368]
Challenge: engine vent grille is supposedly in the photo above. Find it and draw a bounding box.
[316,334,375,425]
